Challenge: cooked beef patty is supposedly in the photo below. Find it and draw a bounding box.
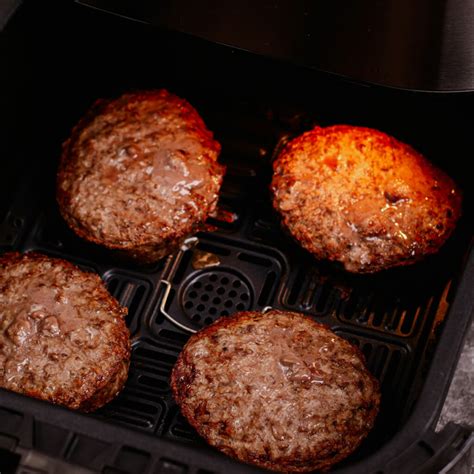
[271,125,462,273]
[57,90,224,263]
[0,252,130,412]
[171,310,380,472]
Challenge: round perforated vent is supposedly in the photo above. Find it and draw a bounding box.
[181,270,253,326]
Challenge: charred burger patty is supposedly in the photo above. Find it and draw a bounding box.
[171,310,380,472]
[271,125,461,273]
[0,252,130,412]
[57,89,224,263]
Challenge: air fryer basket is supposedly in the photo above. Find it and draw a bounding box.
[0,2,473,473]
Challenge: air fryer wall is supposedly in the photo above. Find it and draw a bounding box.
[77,0,474,92]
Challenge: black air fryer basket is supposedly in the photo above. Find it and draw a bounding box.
[0,2,473,473]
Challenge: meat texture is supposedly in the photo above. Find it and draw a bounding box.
[271,125,462,272]
[0,252,130,412]
[57,90,224,263]
[171,310,380,472]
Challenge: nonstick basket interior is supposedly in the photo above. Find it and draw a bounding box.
[1,2,473,471]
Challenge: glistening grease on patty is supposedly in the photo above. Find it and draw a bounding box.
[272,125,461,273]
[57,90,224,263]
[171,310,380,472]
[0,252,130,412]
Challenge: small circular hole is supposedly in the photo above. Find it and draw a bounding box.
[200,294,209,302]
[209,274,218,282]
[204,317,213,325]
[13,218,23,228]
[217,287,225,295]
[193,281,202,289]
[189,291,198,299]
[240,293,249,301]
[197,304,205,311]
[221,277,230,285]
[229,290,237,298]
[209,307,217,315]
[224,300,233,308]
[192,314,201,321]
[220,310,229,317]
[213,297,221,305]
[232,280,241,288]
[205,284,213,292]
[236,303,245,311]
[184,301,193,309]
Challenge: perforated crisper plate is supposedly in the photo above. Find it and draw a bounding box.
[181,269,253,325]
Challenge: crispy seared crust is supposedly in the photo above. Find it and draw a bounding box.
[0,252,131,412]
[77,359,130,412]
[171,310,380,472]
[271,125,462,273]
[57,90,224,263]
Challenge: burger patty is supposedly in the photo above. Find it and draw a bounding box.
[57,89,224,263]
[0,252,130,412]
[171,310,380,473]
[271,125,462,273]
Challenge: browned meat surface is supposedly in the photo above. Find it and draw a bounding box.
[271,125,462,273]
[0,252,130,412]
[57,90,224,263]
[171,310,380,472]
